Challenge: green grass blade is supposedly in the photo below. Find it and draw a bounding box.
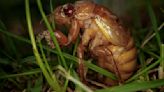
[50,0,55,29]
[161,44,164,69]
[25,0,61,91]
[0,69,41,79]
[96,79,164,92]
[85,60,116,80]
[58,66,93,92]
[159,44,164,79]
[54,52,116,80]
[137,51,148,80]
[0,29,31,44]
[36,0,68,69]
[146,0,161,47]
[141,22,164,47]
[38,39,54,78]
[141,48,159,59]
[73,38,80,56]
[126,58,161,82]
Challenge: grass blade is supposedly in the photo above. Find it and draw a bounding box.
[146,0,161,47]
[36,0,68,69]
[126,58,161,82]
[159,44,164,79]
[25,0,61,91]
[160,44,164,69]
[58,66,93,92]
[0,69,41,79]
[96,79,164,92]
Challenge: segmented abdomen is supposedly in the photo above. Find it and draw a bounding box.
[107,38,137,82]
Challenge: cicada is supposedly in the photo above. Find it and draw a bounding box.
[40,0,137,86]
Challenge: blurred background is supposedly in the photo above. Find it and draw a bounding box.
[0,0,163,91]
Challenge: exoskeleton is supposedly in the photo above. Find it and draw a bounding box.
[40,0,137,86]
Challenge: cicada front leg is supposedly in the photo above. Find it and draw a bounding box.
[37,30,68,48]
[67,19,80,45]
[38,19,80,48]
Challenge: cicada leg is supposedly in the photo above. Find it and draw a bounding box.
[92,46,122,85]
[67,19,80,45]
[37,30,68,48]
[77,42,88,84]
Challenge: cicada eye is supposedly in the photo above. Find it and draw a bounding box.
[62,4,75,17]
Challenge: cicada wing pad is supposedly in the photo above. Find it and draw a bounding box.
[94,15,129,47]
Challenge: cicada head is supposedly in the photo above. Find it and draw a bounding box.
[54,4,75,25]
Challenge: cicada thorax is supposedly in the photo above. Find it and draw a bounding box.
[93,4,130,47]
[74,0,95,20]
